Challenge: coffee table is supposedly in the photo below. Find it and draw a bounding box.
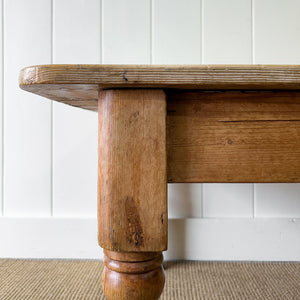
[19,65,300,299]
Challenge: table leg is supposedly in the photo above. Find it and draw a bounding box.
[98,89,167,300]
[102,250,165,299]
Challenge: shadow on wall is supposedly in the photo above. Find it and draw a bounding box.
[166,183,200,260]
[168,183,202,218]
[165,219,188,260]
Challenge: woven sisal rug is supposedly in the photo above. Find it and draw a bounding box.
[0,259,299,299]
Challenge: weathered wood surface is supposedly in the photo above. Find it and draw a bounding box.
[167,90,300,183]
[98,89,167,252]
[19,64,300,111]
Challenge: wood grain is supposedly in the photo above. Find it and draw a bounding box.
[102,251,165,300]
[167,90,300,183]
[19,64,300,111]
[97,89,167,252]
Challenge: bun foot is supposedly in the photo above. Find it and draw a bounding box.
[102,250,165,300]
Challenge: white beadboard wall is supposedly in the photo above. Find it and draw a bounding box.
[0,0,299,261]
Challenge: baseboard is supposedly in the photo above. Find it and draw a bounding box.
[0,217,299,261]
[167,218,300,261]
[0,217,101,259]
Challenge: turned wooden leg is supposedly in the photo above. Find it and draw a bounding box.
[97,90,167,300]
[102,250,165,300]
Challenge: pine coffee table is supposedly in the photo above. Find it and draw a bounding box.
[19,65,300,300]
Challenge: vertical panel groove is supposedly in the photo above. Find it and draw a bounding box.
[253,184,256,218]
[201,183,204,218]
[100,0,103,64]
[199,0,203,211]
[1,0,4,216]
[251,0,255,215]
[150,0,153,64]
[50,0,54,216]
[251,0,255,63]
[200,0,204,64]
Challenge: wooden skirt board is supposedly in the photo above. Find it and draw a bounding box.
[167,90,300,183]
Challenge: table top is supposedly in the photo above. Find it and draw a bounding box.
[19,64,300,111]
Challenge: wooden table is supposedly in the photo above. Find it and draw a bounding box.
[19,65,300,300]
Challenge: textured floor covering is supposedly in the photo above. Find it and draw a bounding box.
[0,259,299,299]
